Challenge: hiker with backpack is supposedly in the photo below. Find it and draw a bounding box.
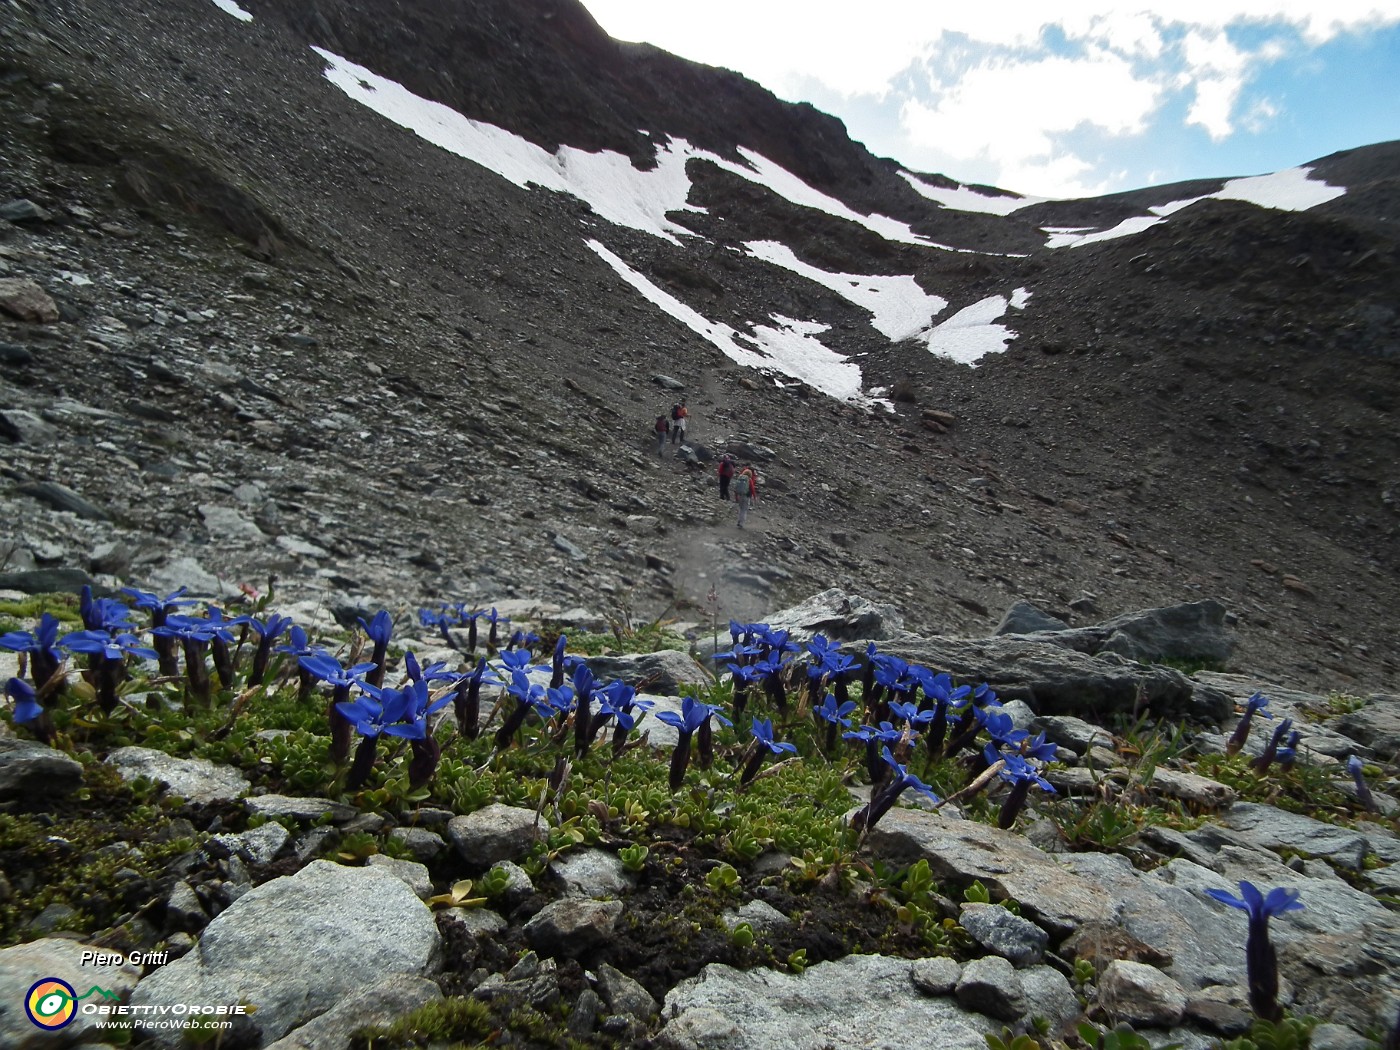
[670,400,688,445]
[735,464,758,529]
[654,412,670,454]
[717,453,737,501]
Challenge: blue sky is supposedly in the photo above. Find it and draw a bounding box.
[577,2,1400,199]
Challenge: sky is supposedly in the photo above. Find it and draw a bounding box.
[576,1,1400,199]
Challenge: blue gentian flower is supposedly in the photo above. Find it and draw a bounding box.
[276,624,327,702]
[79,586,136,633]
[419,605,461,649]
[5,676,43,727]
[816,692,857,727]
[598,680,652,756]
[123,586,194,677]
[494,668,543,750]
[59,629,157,714]
[497,647,537,674]
[751,717,796,755]
[244,613,292,686]
[888,699,934,730]
[358,610,394,688]
[740,717,797,785]
[1348,755,1378,812]
[122,585,194,613]
[1227,692,1273,756]
[59,630,157,664]
[976,704,1028,749]
[844,720,904,782]
[301,652,378,764]
[1021,731,1060,763]
[986,745,1057,829]
[486,607,509,651]
[853,746,941,834]
[451,657,494,739]
[336,682,418,789]
[872,654,913,700]
[153,614,221,703]
[0,612,65,690]
[656,695,712,790]
[815,690,857,753]
[455,607,488,653]
[571,662,595,755]
[1204,880,1304,1022]
[550,634,568,690]
[1251,717,1294,774]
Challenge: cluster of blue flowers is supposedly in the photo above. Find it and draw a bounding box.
[718,620,1059,832]
[0,586,658,792]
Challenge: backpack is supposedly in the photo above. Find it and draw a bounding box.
[655,415,668,432]
[671,403,682,421]
[718,456,735,478]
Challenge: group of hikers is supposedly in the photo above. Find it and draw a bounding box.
[652,400,759,528]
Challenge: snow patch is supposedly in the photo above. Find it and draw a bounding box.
[899,171,1045,215]
[1213,166,1346,211]
[312,48,988,252]
[1045,166,1344,248]
[209,0,253,22]
[585,240,877,405]
[743,240,947,341]
[926,291,1031,366]
[1044,215,1165,248]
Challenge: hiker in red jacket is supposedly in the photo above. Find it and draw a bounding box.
[717,453,736,501]
[654,413,670,455]
[670,400,688,444]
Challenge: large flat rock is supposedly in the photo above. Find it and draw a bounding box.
[866,809,1118,937]
[128,860,440,1046]
[656,955,996,1050]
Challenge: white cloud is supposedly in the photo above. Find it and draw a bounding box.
[578,2,1400,197]
[899,50,1159,195]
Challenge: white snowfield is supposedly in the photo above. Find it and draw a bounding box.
[1044,166,1345,248]
[312,48,968,250]
[586,241,875,405]
[744,240,949,342]
[900,171,1046,215]
[209,0,253,21]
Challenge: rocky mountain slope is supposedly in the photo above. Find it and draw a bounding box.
[1,0,1398,694]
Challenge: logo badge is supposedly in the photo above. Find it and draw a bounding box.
[25,978,78,1030]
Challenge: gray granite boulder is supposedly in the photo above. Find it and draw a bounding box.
[582,650,710,696]
[867,808,1117,937]
[447,804,540,867]
[1098,961,1187,1028]
[955,955,1026,1021]
[760,588,906,643]
[877,636,1220,721]
[523,898,623,958]
[128,860,440,1046]
[0,738,83,801]
[657,954,997,1050]
[106,746,248,803]
[263,975,441,1050]
[1220,802,1371,869]
[995,600,1071,636]
[959,902,1049,967]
